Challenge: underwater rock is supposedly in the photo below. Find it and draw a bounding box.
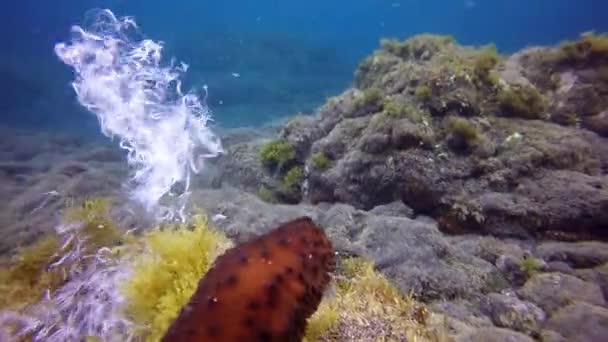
[517,272,605,314]
[537,241,608,268]
[231,34,608,242]
[189,187,498,301]
[0,153,126,254]
[367,200,415,218]
[453,169,608,239]
[161,217,336,342]
[543,302,608,342]
[503,34,608,133]
[481,293,545,336]
[511,171,608,238]
[356,215,496,301]
[495,254,531,286]
[544,261,575,275]
[217,125,281,149]
[430,299,494,329]
[214,141,270,193]
[455,327,535,342]
[472,236,528,265]
[583,109,608,137]
[576,263,608,301]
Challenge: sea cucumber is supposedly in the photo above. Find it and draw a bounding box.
[161,216,336,342]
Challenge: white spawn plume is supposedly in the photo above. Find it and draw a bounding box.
[54,9,223,220]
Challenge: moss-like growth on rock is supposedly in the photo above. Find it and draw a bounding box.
[355,55,375,84]
[473,44,501,85]
[305,257,440,341]
[559,32,608,65]
[383,100,430,124]
[415,85,433,100]
[311,152,332,171]
[257,185,278,203]
[519,256,542,279]
[0,235,62,310]
[63,197,125,249]
[282,166,304,192]
[446,116,480,147]
[381,34,455,61]
[258,139,296,169]
[123,214,232,341]
[354,87,384,113]
[497,84,548,119]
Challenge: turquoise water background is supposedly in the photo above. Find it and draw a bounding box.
[1,0,606,133]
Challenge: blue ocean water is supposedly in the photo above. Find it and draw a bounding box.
[1,0,606,133]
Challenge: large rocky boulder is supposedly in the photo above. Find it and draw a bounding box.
[481,293,546,336]
[218,33,608,241]
[542,302,608,342]
[517,272,605,314]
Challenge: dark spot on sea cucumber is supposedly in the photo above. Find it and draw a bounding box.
[248,300,260,311]
[207,324,221,337]
[225,274,238,286]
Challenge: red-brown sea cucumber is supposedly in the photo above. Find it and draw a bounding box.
[161,216,336,342]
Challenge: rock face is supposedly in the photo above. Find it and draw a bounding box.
[537,241,608,268]
[481,293,545,336]
[517,273,605,314]
[543,302,608,342]
[456,327,536,342]
[576,263,608,301]
[214,33,608,241]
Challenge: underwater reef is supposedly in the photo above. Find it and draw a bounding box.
[218,33,608,241]
[2,32,608,341]
[210,32,608,341]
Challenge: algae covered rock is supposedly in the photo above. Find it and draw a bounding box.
[583,109,608,137]
[456,326,535,342]
[257,35,608,241]
[215,141,268,192]
[190,187,498,302]
[543,302,608,342]
[517,272,605,314]
[481,293,545,336]
[355,215,496,301]
[537,241,608,268]
[576,263,608,300]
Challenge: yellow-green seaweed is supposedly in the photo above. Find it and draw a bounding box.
[0,197,128,312]
[258,139,296,169]
[305,257,440,341]
[122,214,232,341]
[311,152,332,171]
[0,235,62,310]
[519,256,542,279]
[497,84,548,119]
[282,166,304,192]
